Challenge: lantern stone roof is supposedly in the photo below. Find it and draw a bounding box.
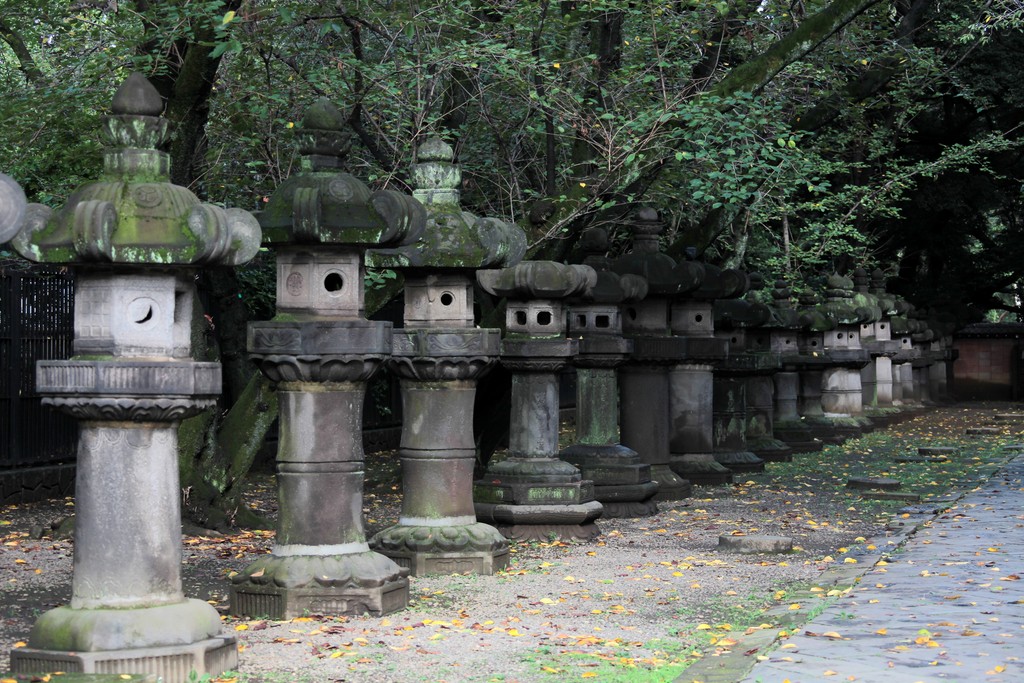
[12,73,261,267]
[368,137,525,270]
[259,98,424,249]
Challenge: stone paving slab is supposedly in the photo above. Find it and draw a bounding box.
[726,454,1024,683]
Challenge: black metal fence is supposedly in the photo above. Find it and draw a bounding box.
[0,269,77,473]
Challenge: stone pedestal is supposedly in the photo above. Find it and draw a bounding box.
[772,369,821,452]
[371,328,509,574]
[230,320,409,617]
[13,362,237,679]
[475,340,602,539]
[746,372,793,461]
[621,333,695,499]
[561,333,659,517]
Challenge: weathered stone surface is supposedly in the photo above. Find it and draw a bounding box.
[234,98,420,615]
[9,74,253,683]
[0,171,27,243]
[918,446,958,456]
[718,534,794,554]
[846,477,902,491]
[965,427,1000,435]
[0,676,157,683]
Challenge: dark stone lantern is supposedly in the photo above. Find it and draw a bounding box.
[668,263,742,484]
[366,138,525,574]
[711,278,774,472]
[610,208,704,501]
[8,74,261,681]
[474,261,605,541]
[559,227,660,517]
[889,296,921,410]
[910,310,937,404]
[768,280,823,453]
[229,98,425,619]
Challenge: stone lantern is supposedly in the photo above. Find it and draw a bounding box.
[668,263,741,485]
[817,274,875,439]
[474,261,604,540]
[610,209,704,500]
[711,284,773,472]
[7,74,261,681]
[229,99,424,618]
[889,296,921,411]
[910,311,936,404]
[859,269,902,426]
[560,227,659,517]
[366,138,525,574]
[768,280,823,453]
[0,172,26,242]
[795,291,843,444]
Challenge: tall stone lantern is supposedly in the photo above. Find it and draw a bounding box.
[559,227,659,517]
[229,99,424,618]
[667,263,739,485]
[858,269,901,426]
[0,172,27,242]
[473,261,604,540]
[611,209,704,500]
[366,138,525,574]
[817,274,875,439]
[768,280,823,453]
[8,74,261,680]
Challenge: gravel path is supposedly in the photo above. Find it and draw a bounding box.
[0,403,1018,682]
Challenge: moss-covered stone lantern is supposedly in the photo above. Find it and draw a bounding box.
[858,268,902,426]
[229,98,424,619]
[474,260,604,540]
[816,273,875,439]
[366,138,525,574]
[711,276,774,472]
[7,73,261,682]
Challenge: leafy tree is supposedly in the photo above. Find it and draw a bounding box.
[2,0,1022,525]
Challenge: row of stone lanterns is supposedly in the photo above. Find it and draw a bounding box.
[0,74,957,682]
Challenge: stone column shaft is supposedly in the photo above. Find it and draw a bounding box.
[398,379,477,523]
[510,371,560,456]
[276,384,368,551]
[72,424,182,609]
[577,367,619,445]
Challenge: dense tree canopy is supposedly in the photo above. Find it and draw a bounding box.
[2,0,1022,524]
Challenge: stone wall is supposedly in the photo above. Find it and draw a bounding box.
[953,329,1022,400]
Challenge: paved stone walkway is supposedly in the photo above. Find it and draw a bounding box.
[722,454,1024,683]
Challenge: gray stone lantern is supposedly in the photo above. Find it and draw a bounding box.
[926,314,958,402]
[474,260,604,540]
[817,274,875,439]
[889,296,921,411]
[229,99,424,618]
[858,269,902,426]
[768,280,822,453]
[366,138,525,574]
[795,292,843,444]
[559,227,659,517]
[668,263,741,484]
[7,74,260,681]
[0,172,27,242]
[610,208,704,501]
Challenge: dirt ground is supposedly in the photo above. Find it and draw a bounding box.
[1,403,1019,682]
